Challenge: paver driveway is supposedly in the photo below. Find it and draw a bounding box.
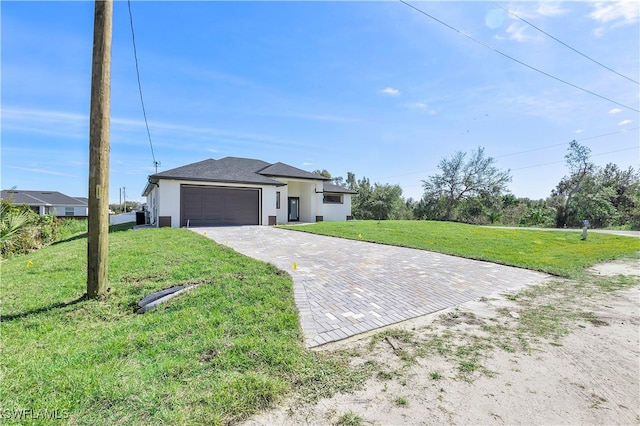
[193,226,550,347]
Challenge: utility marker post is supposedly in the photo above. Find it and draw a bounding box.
[87,0,113,299]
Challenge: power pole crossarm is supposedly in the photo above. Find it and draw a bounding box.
[87,0,113,299]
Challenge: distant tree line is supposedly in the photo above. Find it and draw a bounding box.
[316,141,639,230]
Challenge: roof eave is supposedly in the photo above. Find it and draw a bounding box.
[146,175,286,187]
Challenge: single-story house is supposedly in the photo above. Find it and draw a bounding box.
[1,190,88,217]
[142,157,357,227]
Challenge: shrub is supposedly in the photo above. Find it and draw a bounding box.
[0,200,78,258]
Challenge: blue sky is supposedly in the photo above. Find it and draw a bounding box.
[2,1,638,204]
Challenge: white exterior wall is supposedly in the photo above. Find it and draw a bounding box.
[275,186,289,224]
[47,205,88,217]
[273,179,324,223]
[322,194,353,222]
[109,212,136,225]
[147,187,158,226]
[146,177,352,227]
[262,186,277,224]
[149,179,277,228]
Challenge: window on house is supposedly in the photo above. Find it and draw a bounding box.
[276,191,281,209]
[65,207,74,216]
[323,194,343,204]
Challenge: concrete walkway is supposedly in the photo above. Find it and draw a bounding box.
[193,226,550,347]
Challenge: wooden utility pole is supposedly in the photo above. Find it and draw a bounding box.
[87,0,113,299]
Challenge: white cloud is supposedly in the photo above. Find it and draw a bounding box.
[590,1,639,36]
[608,108,622,114]
[536,2,570,17]
[381,87,400,96]
[405,102,436,115]
[6,165,77,177]
[575,129,584,133]
[208,148,218,153]
[590,1,639,24]
[505,23,537,42]
[302,162,312,166]
[618,119,632,126]
[509,2,569,19]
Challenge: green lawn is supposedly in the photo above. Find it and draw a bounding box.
[280,221,640,277]
[0,227,366,425]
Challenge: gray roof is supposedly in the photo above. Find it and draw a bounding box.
[150,158,283,186]
[323,182,358,194]
[1,190,88,206]
[259,162,330,181]
[146,157,330,194]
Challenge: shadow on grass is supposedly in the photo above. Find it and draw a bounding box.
[0,294,87,322]
[51,223,135,246]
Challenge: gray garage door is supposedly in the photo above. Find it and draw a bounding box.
[181,186,260,227]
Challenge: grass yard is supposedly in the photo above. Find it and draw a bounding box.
[0,227,370,425]
[280,221,640,277]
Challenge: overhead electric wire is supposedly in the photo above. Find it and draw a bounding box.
[495,126,640,158]
[398,0,640,113]
[127,0,158,171]
[492,1,639,85]
[385,145,638,191]
[375,126,640,181]
[511,146,639,171]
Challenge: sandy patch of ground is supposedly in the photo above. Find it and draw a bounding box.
[245,259,640,425]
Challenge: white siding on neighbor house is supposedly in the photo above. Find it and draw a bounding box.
[148,179,275,228]
[323,194,353,222]
[47,206,87,217]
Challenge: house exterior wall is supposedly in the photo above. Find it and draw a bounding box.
[146,177,351,227]
[273,179,323,223]
[275,186,289,224]
[323,194,353,222]
[148,179,276,228]
[43,205,87,217]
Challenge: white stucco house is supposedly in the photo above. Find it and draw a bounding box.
[1,190,88,217]
[142,157,356,227]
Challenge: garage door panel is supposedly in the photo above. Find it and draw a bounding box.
[181,186,259,227]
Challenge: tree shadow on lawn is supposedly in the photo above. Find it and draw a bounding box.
[0,294,87,322]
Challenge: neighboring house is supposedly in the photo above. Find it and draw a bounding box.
[142,157,357,227]
[1,190,88,217]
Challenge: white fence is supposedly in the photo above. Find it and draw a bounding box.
[109,212,137,225]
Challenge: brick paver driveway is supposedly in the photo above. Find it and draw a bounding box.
[193,226,550,347]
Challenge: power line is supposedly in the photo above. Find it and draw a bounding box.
[393,145,639,191]
[511,146,639,171]
[495,127,640,159]
[375,127,639,181]
[127,0,159,172]
[398,1,639,113]
[492,1,639,85]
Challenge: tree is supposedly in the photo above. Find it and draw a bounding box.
[346,172,358,192]
[422,147,511,221]
[368,183,404,220]
[551,140,595,227]
[346,174,409,220]
[312,169,331,179]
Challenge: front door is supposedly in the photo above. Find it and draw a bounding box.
[288,197,299,222]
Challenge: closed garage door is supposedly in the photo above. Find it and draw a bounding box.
[181,186,260,227]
